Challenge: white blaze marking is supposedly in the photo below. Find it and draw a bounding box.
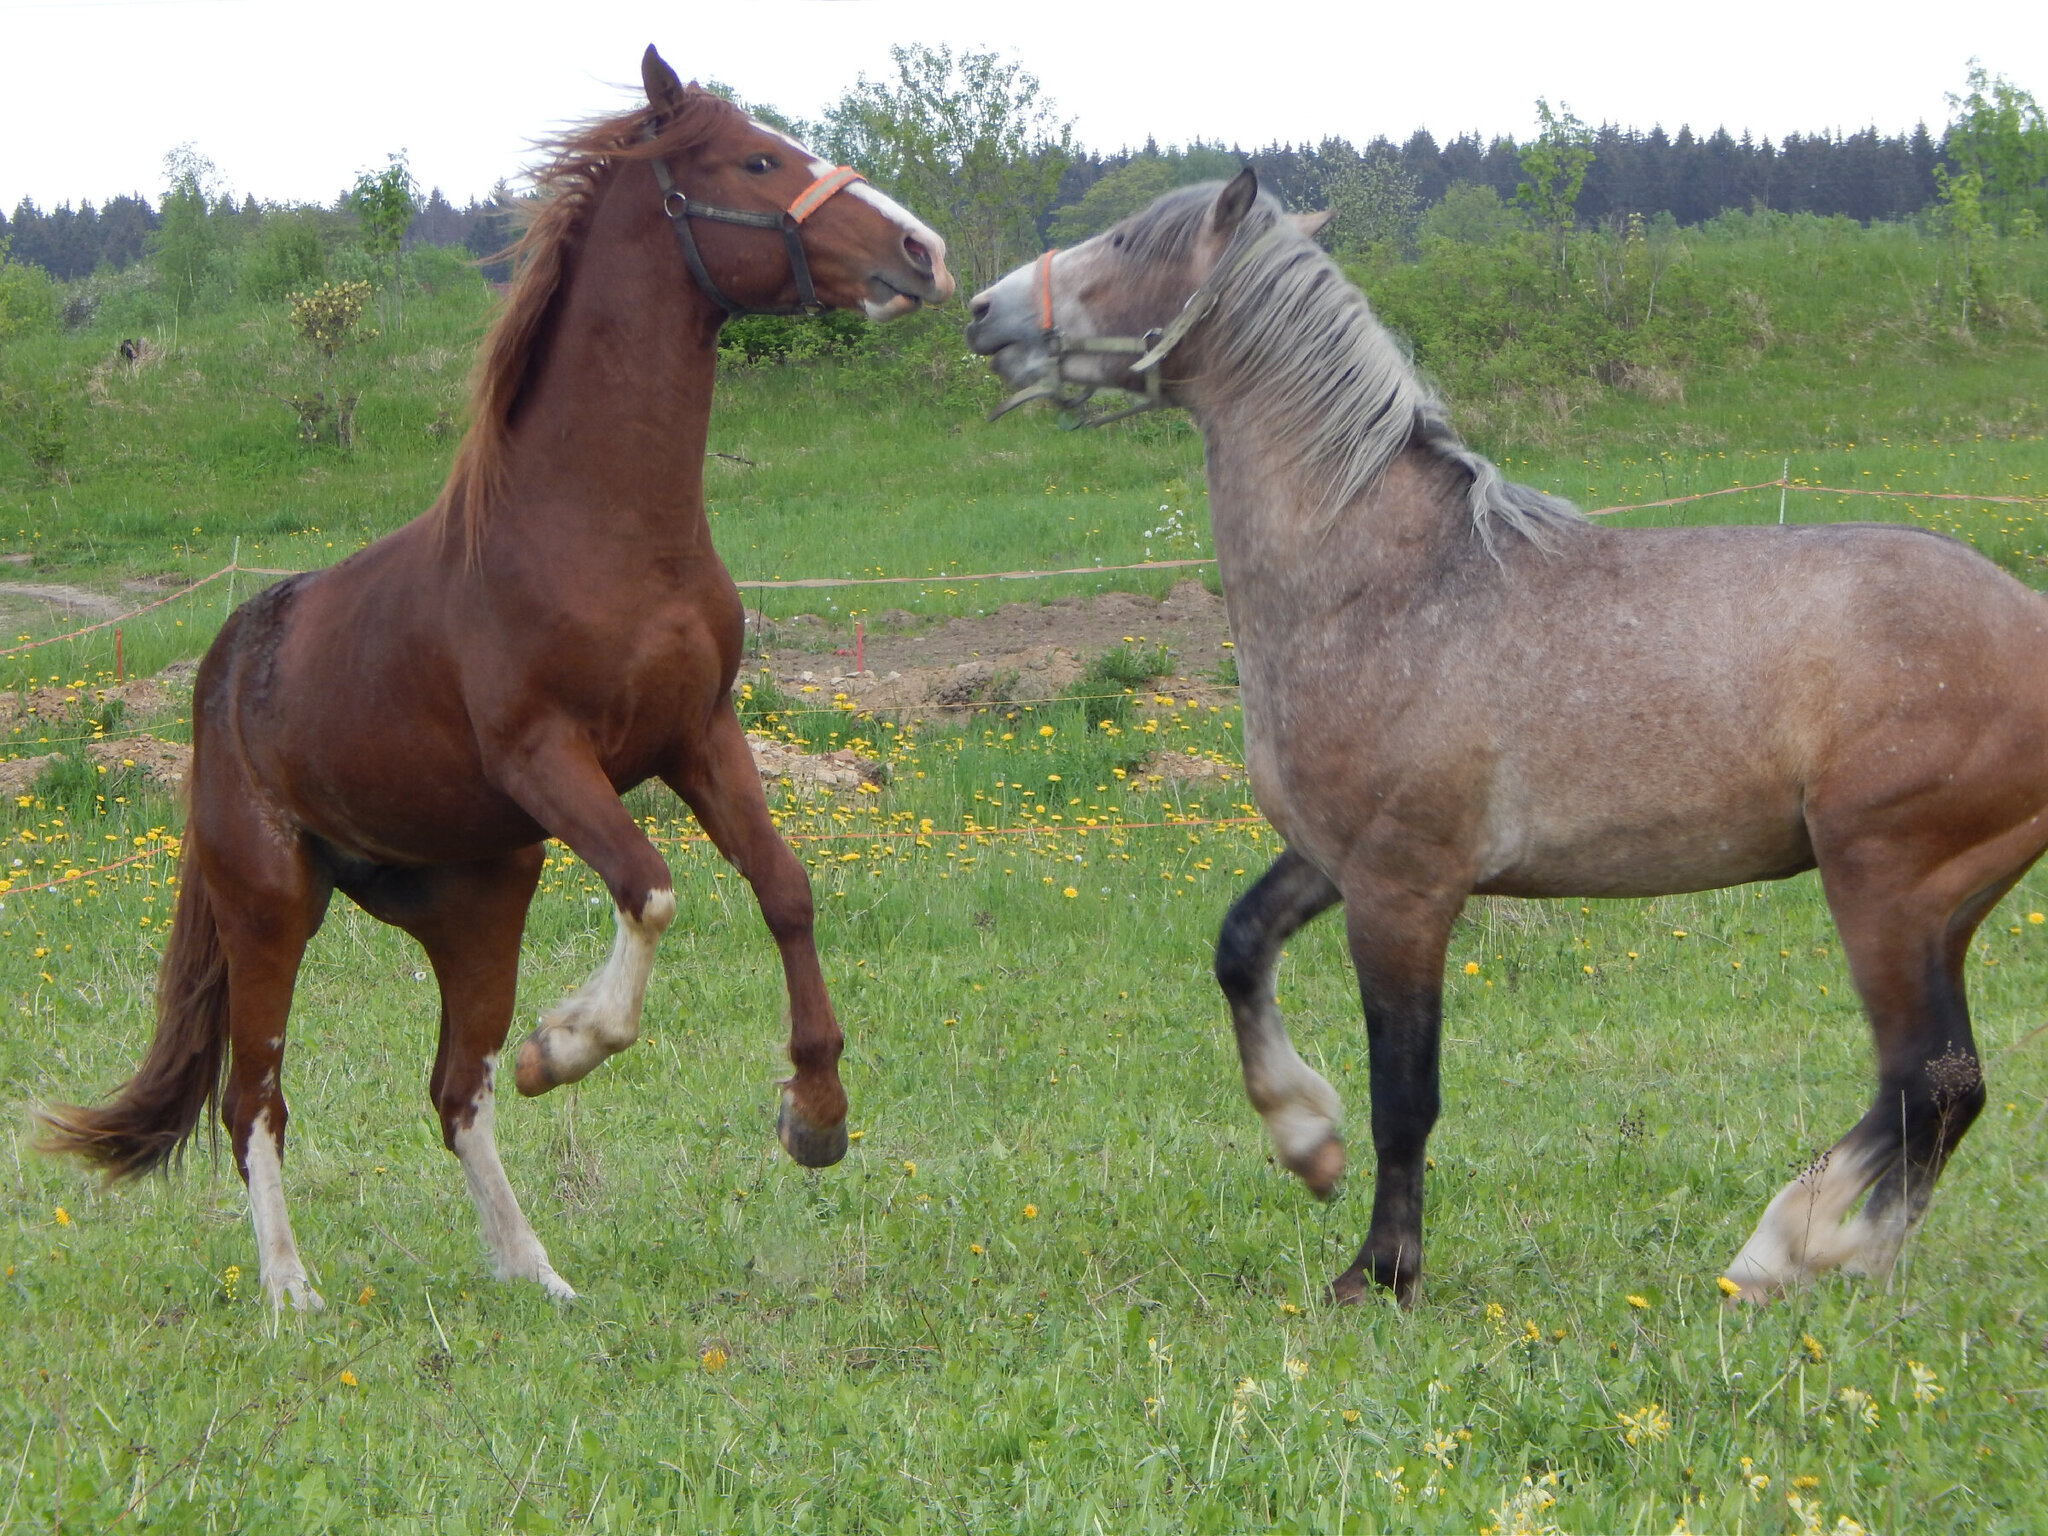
[453,1057,575,1299]
[244,1106,323,1314]
[758,121,945,255]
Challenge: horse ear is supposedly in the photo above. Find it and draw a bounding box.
[1292,209,1335,240]
[642,45,686,113]
[1212,168,1259,236]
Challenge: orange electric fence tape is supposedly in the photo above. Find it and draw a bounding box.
[5,476,2044,662]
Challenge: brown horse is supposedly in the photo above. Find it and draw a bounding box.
[39,48,952,1311]
[967,170,2048,1306]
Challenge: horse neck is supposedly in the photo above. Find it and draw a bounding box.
[498,179,723,552]
[1192,395,1463,629]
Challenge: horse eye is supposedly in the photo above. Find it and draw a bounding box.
[744,155,776,175]
[1111,232,1125,249]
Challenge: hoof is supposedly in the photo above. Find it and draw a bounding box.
[513,1033,555,1097]
[777,1091,849,1168]
[1286,1136,1346,1201]
[1327,1269,1369,1307]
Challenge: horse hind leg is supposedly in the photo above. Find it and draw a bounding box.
[1215,850,1346,1197]
[1724,866,1998,1301]
[350,849,573,1298]
[209,838,334,1314]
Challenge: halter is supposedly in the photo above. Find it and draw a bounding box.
[989,221,1289,429]
[646,120,866,319]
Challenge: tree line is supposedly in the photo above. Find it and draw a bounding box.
[2,55,2041,306]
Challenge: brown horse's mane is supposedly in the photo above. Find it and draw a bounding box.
[437,88,744,557]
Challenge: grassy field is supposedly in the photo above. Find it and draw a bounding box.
[2,227,2047,1531]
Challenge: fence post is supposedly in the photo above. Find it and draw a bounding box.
[1778,459,1789,525]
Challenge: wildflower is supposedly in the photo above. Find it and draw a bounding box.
[1038,725,1054,738]
[358,1285,376,1306]
[1232,1376,1263,1403]
[1422,1431,1457,1467]
[1907,1359,1942,1405]
[1022,1204,1038,1219]
[1484,1301,1505,1324]
[1618,1402,1670,1445]
[1801,1332,1825,1363]
[2030,912,2044,924]
[1522,1319,1541,1342]
[901,1160,916,1177]
[1837,1386,1878,1428]
[1285,1357,1309,1382]
[52,1207,70,1228]
[700,1346,728,1372]
[339,1370,359,1387]
[1717,1276,1742,1298]
[847,1129,865,1141]
[1791,1475,1820,1490]
[1626,1293,1650,1310]
[1672,928,1688,937]
[1373,1465,1408,1501]
[1061,886,1077,898]
[1463,961,1481,975]
[1279,1300,1302,1316]
[220,1264,241,1300]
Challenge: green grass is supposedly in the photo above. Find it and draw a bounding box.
[2,224,2047,1531]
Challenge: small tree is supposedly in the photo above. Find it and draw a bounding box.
[819,45,1073,296]
[285,279,374,446]
[1944,64,2048,237]
[1515,100,1594,287]
[349,152,418,329]
[1933,163,1992,330]
[149,143,231,318]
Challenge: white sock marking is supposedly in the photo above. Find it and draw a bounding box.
[1724,1138,1886,1298]
[529,889,675,1086]
[244,1106,323,1314]
[453,1058,574,1299]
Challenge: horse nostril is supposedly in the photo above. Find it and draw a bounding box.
[902,236,933,275]
[969,296,991,323]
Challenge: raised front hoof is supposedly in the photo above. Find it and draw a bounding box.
[777,1093,849,1169]
[1284,1136,1346,1201]
[530,1265,578,1302]
[513,1033,558,1097]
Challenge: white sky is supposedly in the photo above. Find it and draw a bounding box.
[3,0,2044,213]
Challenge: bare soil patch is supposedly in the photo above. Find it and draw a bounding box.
[754,578,1237,719]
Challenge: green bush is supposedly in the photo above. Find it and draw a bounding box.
[0,241,62,340]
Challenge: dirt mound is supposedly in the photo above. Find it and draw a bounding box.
[754,578,1236,719]
[746,735,883,792]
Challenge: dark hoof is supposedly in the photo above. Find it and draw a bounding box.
[777,1093,849,1168]
[1287,1137,1346,1201]
[1326,1263,1419,1310]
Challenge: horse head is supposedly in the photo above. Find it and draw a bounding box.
[966,169,1330,424]
[640,46,952,322]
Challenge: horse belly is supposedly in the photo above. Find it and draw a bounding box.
[1472,781,1816,899]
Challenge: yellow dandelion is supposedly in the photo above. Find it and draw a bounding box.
[1279,1300,1302,1316]
[700,1346,728,1373]
[2030,912,2044,924]
[1626,1293,1649,1310]
[1717,1276,1742,1298]
[339,1370,359,1387]
[1463,961,1481,975]
[901,1160,916,1176]
[358,1285,377,1306]
[969,1243,984,1256]
[1341,1408,1360,1424]
[1671,928,1688,937]
[1801,1332,1825,1363]
[847,1129,864,1141]
[1038,725,1054,738]
[1022,1204,1038,1219]
[52,1207,71,1228]
[1061,886,1078,898]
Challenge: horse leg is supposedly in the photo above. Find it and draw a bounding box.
[1723,863,2004,1300]
[492,738,676,1097]
[665,705,847,1168]
[204,828,334,1314]
[1215,849,1345,1196]
[1329,877,1462,1308]
[345,849,573,1298]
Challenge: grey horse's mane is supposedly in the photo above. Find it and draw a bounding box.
[1122,185,1582,551]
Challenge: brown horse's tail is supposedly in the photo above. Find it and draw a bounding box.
[37,832,229,1179]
